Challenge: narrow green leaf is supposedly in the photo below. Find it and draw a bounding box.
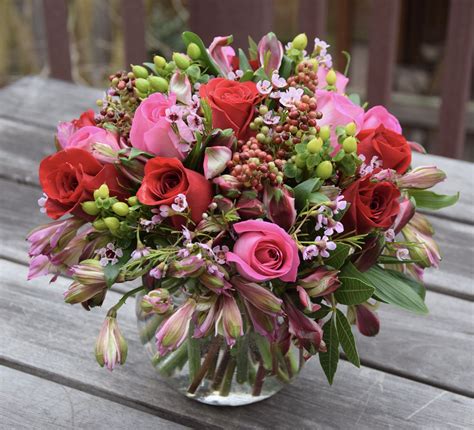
[319,314,339,385]
[385,269,426,301]
[182,31,220,76]
[238,48,252,72]
[308,192,330,206]
[408,190,459,210]
[364,266,429,315]
[335,309,360,368]
[324,243,352,269]
[279,55,293,79]
[334,276,375,305]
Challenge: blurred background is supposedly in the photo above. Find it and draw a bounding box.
[0,0,473,160]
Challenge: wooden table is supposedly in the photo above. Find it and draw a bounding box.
[0,77,473,429]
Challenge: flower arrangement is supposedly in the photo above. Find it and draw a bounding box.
[28,31,458,400]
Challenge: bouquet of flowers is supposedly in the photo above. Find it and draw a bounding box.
[28,31,458,402]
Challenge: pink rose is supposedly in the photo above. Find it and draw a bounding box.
[130,93,185,159]
[226,220,299,282]
[361,106,402,134]
[317,67,349,94]
[62,126,120,162]
[316,90,364,147]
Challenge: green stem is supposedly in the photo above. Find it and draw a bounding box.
[219,358,237,397]
[211,350,231,390]
[252,362,266,397]
[187,324,201,384]
[188,336,222,394]
[108,285,146,316]
[236,335,250,384]
[159,342,188,377]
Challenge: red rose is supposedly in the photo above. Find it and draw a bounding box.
[137,157,212,228]
[39,148,129,220]
[199,78,260,139]
[342,173,401,234]
[357,124,411,174]
[72,109,96,128]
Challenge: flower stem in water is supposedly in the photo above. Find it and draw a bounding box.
[187,336,222,395]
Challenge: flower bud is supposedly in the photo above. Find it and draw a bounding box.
[172,52,190,70]
[319,125,331,141]
[408,213,434,236]
[345,122,357,136]
[155,299,196,355]
[93,219,108,231]
[263,186,296,230]
[402,223,441,268]
[232,276,282,315]
[307,137,323,154]
[298,268,340,297]
[148,76,168,92]
[132,64,149,79]
[355,303,380,337]
[95,315,128,370]
[213,175,242,198]
[326,69,337,86]
[236,195,265,219]
[127,196,138,206]
[292,33,308,50]
[199,270,228,292]
[316,160,333,179]
[186,42,201,60]
[104,217,120,231]
[82,201,100,216]
[153,55,167,69]
[168,255,205,277]
[112,202,129,217]
[135,77,150,93]
[94,184,109,200]
[397,165,446,189]
[216,295,243,347]
[285,300,323,353]
[342,136,357,153]
[141,289,172,314]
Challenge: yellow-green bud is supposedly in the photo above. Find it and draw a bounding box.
[94,184,109,200]
[316,161,333,179]
[135,90,148,99]
[132,65,149,79]
[82,201,100,216]
[172,52,190,70]
[259,105,269,115]
[292,33,308,51]
[256,133,266,143]
[104,217,120,231]
[295,154,307,168]
[326,69,337,86]
[135,78,150,93]
[127,196,138,206]
[186,43,201,60]
[112,202,129,217]
[308,58,319,72]
[319,125,331,141]
[149,76,168,92]
[342,136,357,153]
[153,55,166,70]
[307,137,323,154]
[93,219,107,231]
[345,122,357,136]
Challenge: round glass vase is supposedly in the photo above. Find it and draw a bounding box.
[135,290,306,406]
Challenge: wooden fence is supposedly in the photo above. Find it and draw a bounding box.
[41,0,474,159]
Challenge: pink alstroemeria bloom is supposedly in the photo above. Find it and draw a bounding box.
[155,299,197,355]
[141,289,172,315]
[203,146,232,179]
[226,220,300,282]
[297,268,340,297]
[216,295,243,347]
[169,71,192,105]
[397,165,447,190]
[95,315,128,371]
[285,300,324,353]
[27,254,59,281]
[258,32,283,77]
[244,300,279,341]
[232,276,283,315]
[263,186,297,231]
[208,35,235,76]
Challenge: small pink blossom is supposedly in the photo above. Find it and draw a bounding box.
[271,72,287,88]
[302,245,318,261]
[324,218,344,236]
[262,111,280,125]
[171,194,188,213]
[256,80,272,95]
[212,245,229,264]
[131,246,151,260]
[95,243,123,266]
[384,229,396,242]
[149,266,164,279]
[280,87,304,108]
[396,248,410,261]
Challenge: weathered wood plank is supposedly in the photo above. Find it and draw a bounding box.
[0,366,187,430]
[298,0,327,40]
[1,259,472,429]
[1,178,471,299]
[121,0,147,67]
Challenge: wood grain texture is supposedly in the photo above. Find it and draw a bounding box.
[0,366,187,430]
[298,0,327,40]
[121,0,147,67]
[1,259,472,429]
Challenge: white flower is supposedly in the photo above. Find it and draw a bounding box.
[271,72,287,89]
[279,87,304,108]
[256,80,272,95]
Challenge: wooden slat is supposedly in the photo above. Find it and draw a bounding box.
[435,0,474,159]
[366,0,401,106]
[298,0,327,40]
[0,366,185,430]
[42,0,72,81]
[189,0,273,50]
[121,0,147,67]
[335,0,353,70]
[1,259,472,429]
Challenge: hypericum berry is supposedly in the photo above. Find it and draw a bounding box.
[292,33,308,50]
[186,43,201,60]
[135,78,150,93]
[132,65,149,79]
[104,217,120,231]
[153,55,166,69]
[319,125,331,141]
[94,184,110,200]
[82,201,100,216]
[316,161,333,179]
[326,69,337,86]
[93,219,107,231]
[345,122,357,136]
[112,202,130,217]
[307,137,323,154]
[172,52,190,70]
[149,76,168,92]
[127,196,139,206]
[342,136,357,153]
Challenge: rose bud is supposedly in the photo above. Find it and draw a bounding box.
[216,295,243,347]
[232,276,282,315]
[397,165,446,189]
[213,175,242,198]
[155,298,197,355]
[354,303,380,337]
[95,314,128,370]
[141,289,172,315]
[263,186,297,231]
[297,268,340,297]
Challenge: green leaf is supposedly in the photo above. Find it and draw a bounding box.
[319,314,339,385]
[308,192,330,206]
[143,62,158,75]
[307,303,332,320]
[324,243,352,269]
[182,31,220,76]
[363,266,429,315]
[295,143,307,154]
[306,153,320,169]
[284,162,297,178]
[103,249,132,288]
[294,178,322,209]
[279,55,293,79]
[335,262,376,305]
[238,48,252,72]
[248,36,258,60]
[335,309,360,368]
[408,190,459,210]
[239,70,254,82]
[385,269,426,301]
[253,66,270,82]
[338,154,357,176]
